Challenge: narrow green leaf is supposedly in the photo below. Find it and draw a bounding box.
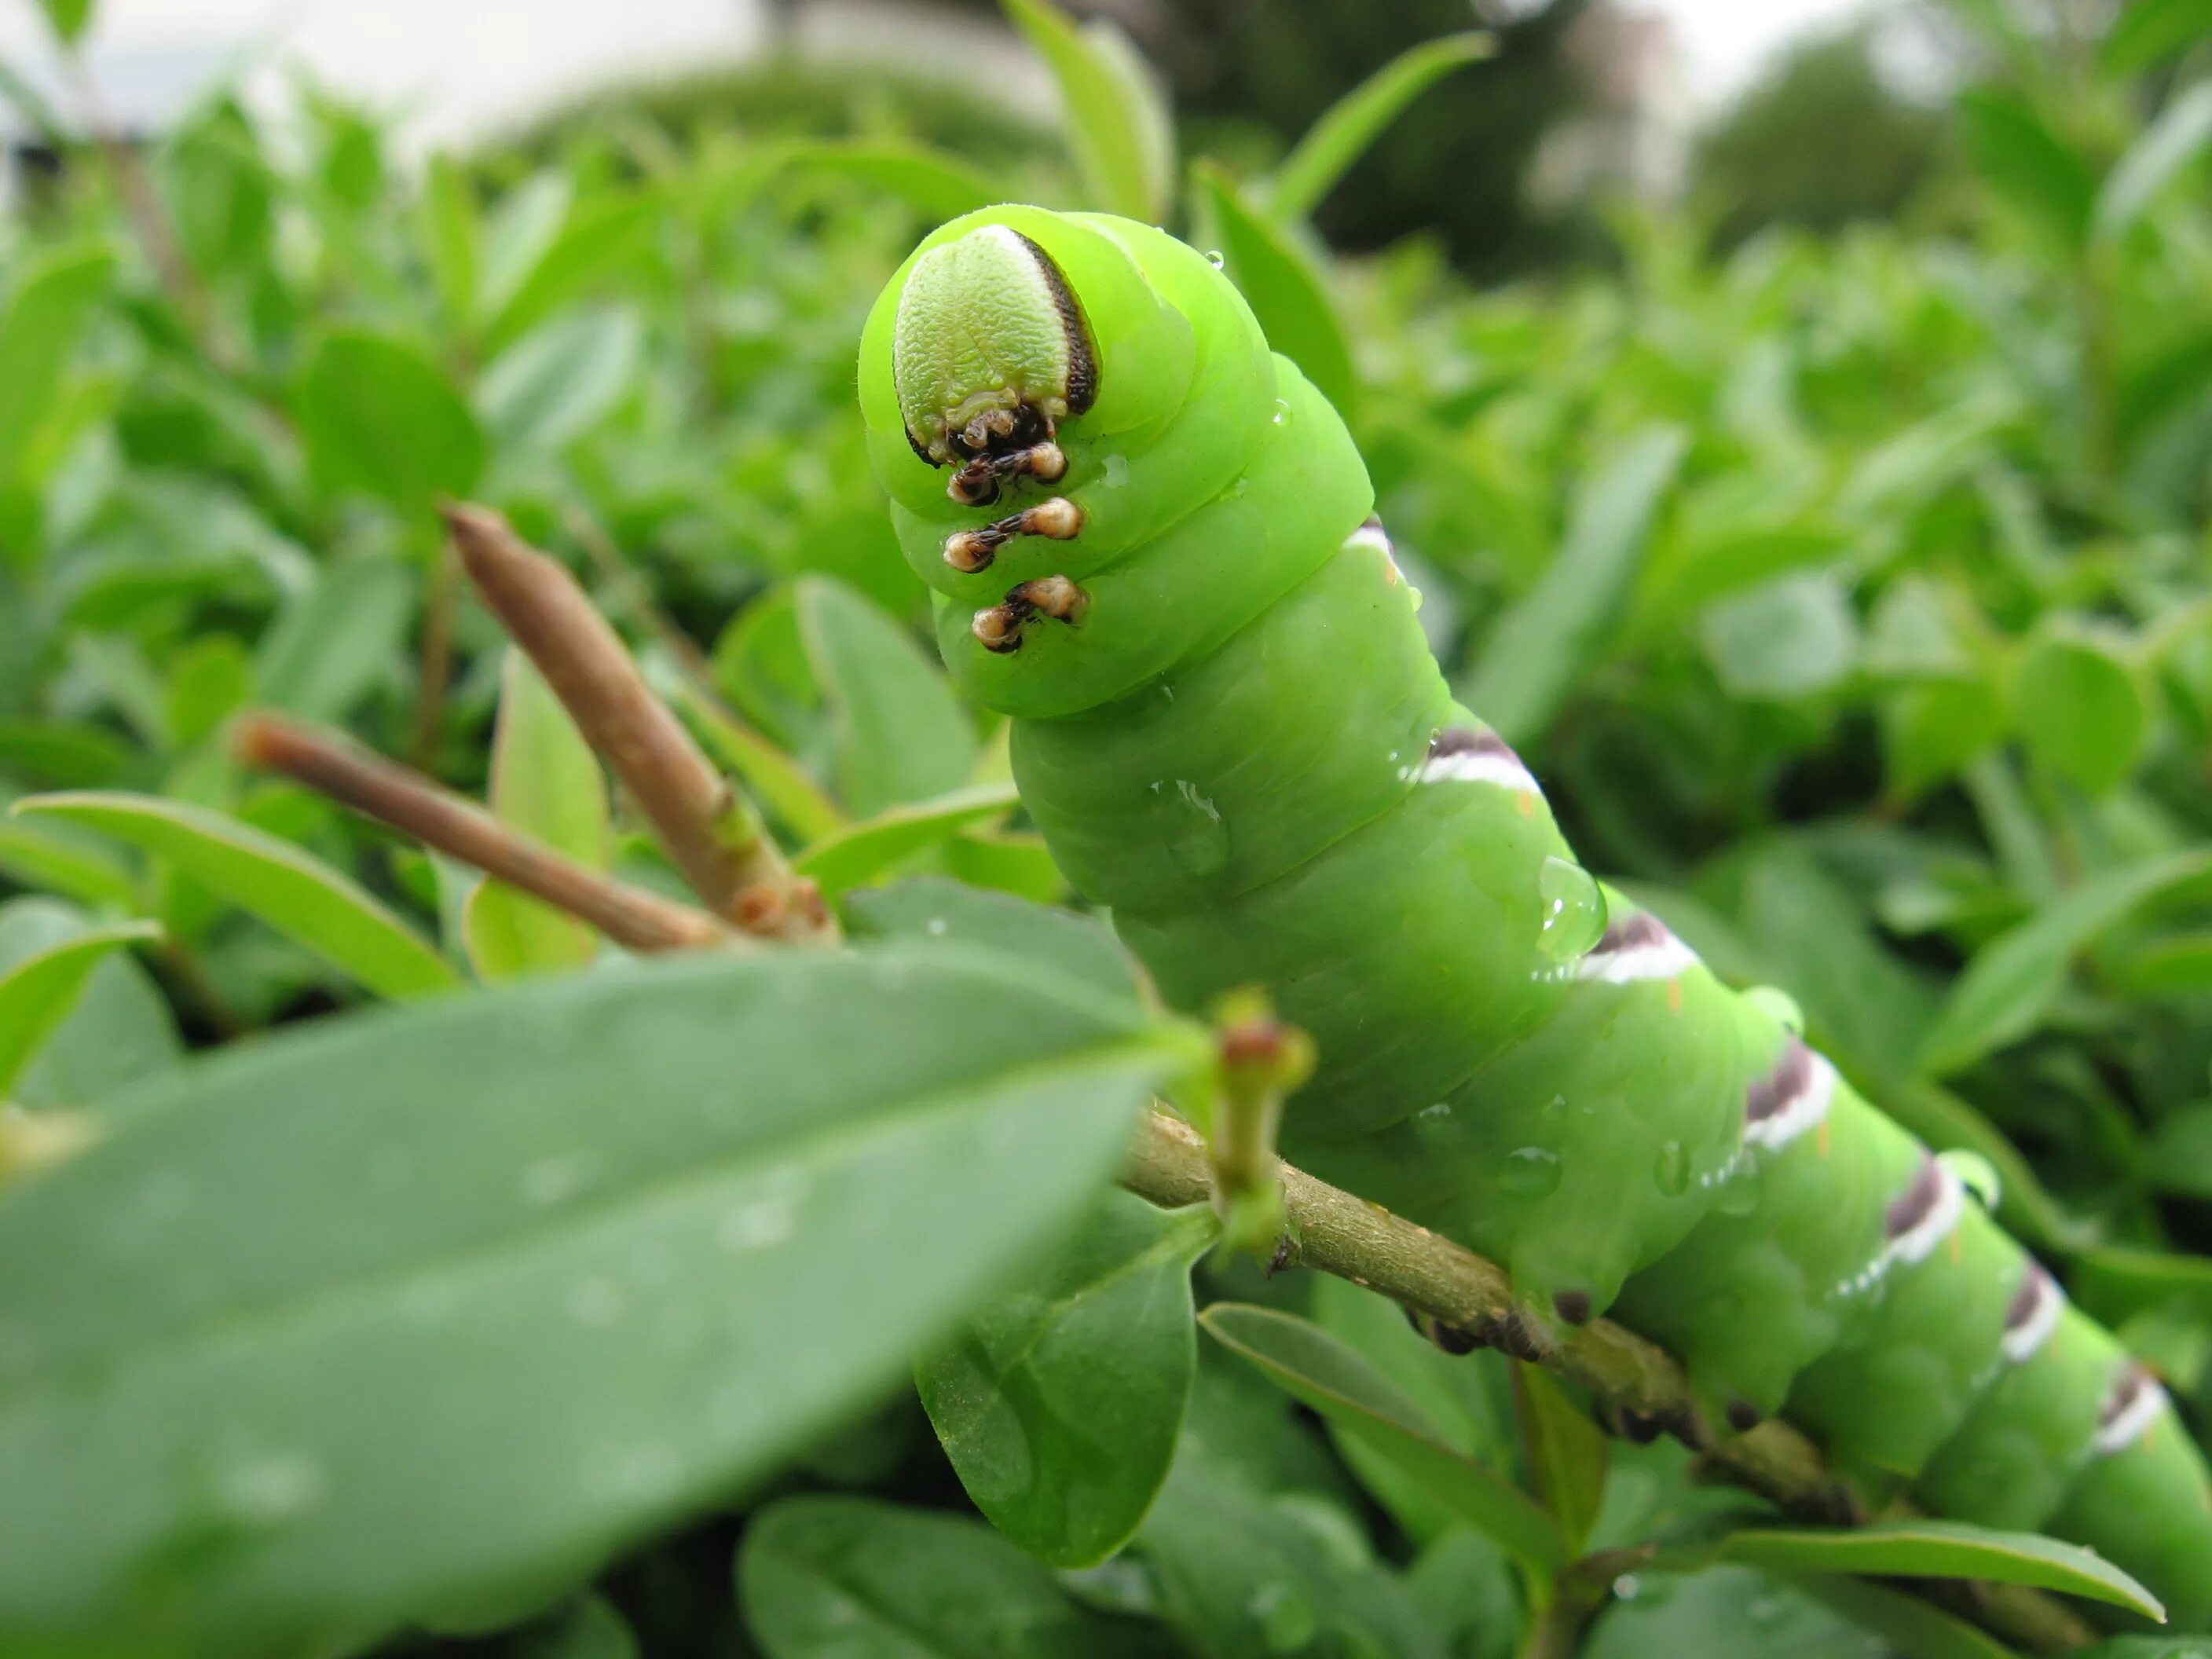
[919,1190,1214,1567]
[0,242,117,490]
[0,919,160,1096]
[1959,90,2097,247]
[793,782,1019,901]
[13,792,460,1000]
[1268,32,1495,222]
[478,173,573,328]
[1510,1360,1606,1558]
[845,877,1138,1006]
[778,138,1005,221]
[33,0,93,50]
[477,308,642,451]
[2105,0,2212,74]
[738,1496,1159,1657]
[0,946,1178,1652]
[1199,1304,1565,1574]
[0,899,179,1111]
[796,577,974,818]
[464,651,609,983]
[1459,427,1687,745]
[484,192,660,351]
[671,679,846,845]
[0,819,137,911]
[296,330,485,515]
[1918,850,2212,1076]
[2097,82,2212,241]
[254,556,414,723]
[1003,0,1172,221]
[1708,1523,2160,1620]
[1195,162,1357,416]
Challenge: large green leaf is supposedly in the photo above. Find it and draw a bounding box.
[296,330,485,516]
[919,1189,1214,1568]
[2013,627,2148,795]
[464,651,610,982]
[845,877,1137,1006]
[13,792,460,1000]
[0,242,116,491]
[1199,1304,1563,1575]
[738,1496,1159,1657]
[1002,0,1172,222]
[796,577,973,818]
[0,917,160,1097]
[1195,163,1357,416]
[0,945,1182,1652]
[1697,1522,2160,1620]
[1459,427,1686,745]
[1267,32,1495,222]
[1917,850,2212,1076]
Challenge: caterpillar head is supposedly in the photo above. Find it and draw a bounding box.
[892,225,1098,470]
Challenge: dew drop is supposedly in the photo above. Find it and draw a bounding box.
[1501,1145,1562,1198]
[1148,779,1229,881]
[1654,1139,1690,1196]
[1101,452,1130,489]
[209,1449,326,1528]
[1535,856,1606,964]
[1204,248,1225,269]
[1270,397,1291,426]
[925,917,948,937]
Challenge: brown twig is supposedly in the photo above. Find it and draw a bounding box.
[233,713,733,955]
[1119,1110,2099,1655]
[441,501,834,944]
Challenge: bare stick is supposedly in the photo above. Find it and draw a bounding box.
[441,501,834,943]
[1119,1110,2097,1655]
[234,714,733,955]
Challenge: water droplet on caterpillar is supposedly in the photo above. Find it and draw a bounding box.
[1654,1139,1690,1196]
[1101,452,1130,489]
[1535,856,1606,964]
[1205,249,1225,269]
[1271,397,1291,426]
[1501,1145,1562,1198]
[1145,778,1229,881]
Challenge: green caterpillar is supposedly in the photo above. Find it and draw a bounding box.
[858,206,2212,1625]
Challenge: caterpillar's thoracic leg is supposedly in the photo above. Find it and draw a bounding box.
[943,496,1084,573]
[948,441,1070,507]
[972,575,1090,653]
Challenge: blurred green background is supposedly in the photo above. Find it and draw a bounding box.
[6,0,2212,1654]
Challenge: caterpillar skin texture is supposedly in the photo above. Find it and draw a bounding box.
[859,207,2212,1624]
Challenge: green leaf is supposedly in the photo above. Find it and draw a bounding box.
[0,242,116,491]
[1791,1573,2023,1659]
[0,917,160,1097]
[1194,162,1357,416]
[738,1496,1159,1657]
[2074,1243,2212,1326]
[464,651,609,983]
[254,556,415,723]
[2104,0,2212,75]
[33,0,93,48]
[477,308,642,451]
[845,877,1139,1006]
[918,1190,1214,1568]
[1199,1304,1564,1575]
[421,154,479,324]
[1959,90,2097,247]
[1459,427,1687,745]
[1699,570,1860,701]
[513,1593,637,1659]
[0,945,1179,1652]
[796,577,974,818]
[484,192,660,352]
[1917,850,2212,1076]
[2097,81,2212,241]
[671,680,846,846]
[1267,32,1495,222]
[296,329,485,516]
[1510,1359,1606,1558]
[13,792,460,1000]
[794,783,1020,901]
[0,819,137,911]
[1882,679,2007,802]
[778,138,1005,221]
[478,173,573,328]
[1704,1522,2160,1620]
[1586,1566,1883,1659]
[2015,627,2147,795]
[1003,0,1172,222]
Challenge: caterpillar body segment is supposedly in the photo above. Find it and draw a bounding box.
[860,207,2212,1624]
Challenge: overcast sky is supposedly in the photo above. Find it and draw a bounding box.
[0,0,1886,148]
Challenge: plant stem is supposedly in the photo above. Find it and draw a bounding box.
[234,713,734,954]
[440,501,836,943]
[1117,1110,2099,1655]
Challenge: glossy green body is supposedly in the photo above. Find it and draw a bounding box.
[861,207,2212,1624]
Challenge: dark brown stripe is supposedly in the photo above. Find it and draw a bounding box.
[2100,1363,2155,1430]
[1591,910,1672,959]
[2005,1266,2052,1333]
[1011,230,1097,419]
[1745,1038,1812,1127]
[1428,727,1518,762]
[1884,1155,1946,1242]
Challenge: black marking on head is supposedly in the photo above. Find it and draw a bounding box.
[1744,1038,1813,1129]
[1428,727,1518,762]
[1726,1399,1764,1434]
[1884,1155,1946,1243]
[1553,1289,1593,1327]
[1013,229,1096,422]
